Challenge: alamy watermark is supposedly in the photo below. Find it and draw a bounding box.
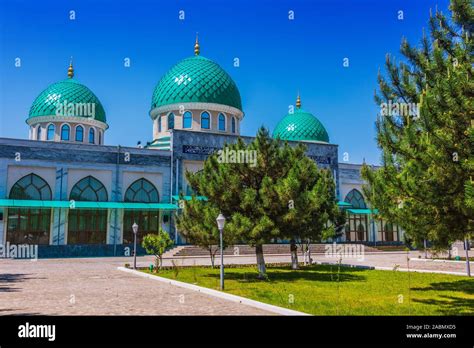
[0,242,38,259]
[325,242,365,261]
[217,148,257,167]
[55,99,96,118]
[380,100,420,118]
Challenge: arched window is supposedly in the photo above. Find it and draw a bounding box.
[68,176,108,244]
[89,128,95,144]
[183,111,192,129]
[98,131,102,145]
[61,124,70,141]
[231,117,236,133]
[344,189,367,209]
[7,174,52,245]
[168,113,175,130]
[36,126,42,140]
[70,176,108,202]
[158,116,162,132]
[344,189,368,241]
[75,125,84,142]
[201,111,210,129]
[47,124,55,140]
[218,113,226,131]
[123,178,160,244]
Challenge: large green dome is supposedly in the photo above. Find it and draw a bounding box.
[273,108,329,143]
[151,55,242,111]
[28,78,106,123]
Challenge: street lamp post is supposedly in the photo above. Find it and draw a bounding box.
[132,222,138,270]
[216,213,226,290]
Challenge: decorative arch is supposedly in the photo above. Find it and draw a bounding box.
[218,113,226,131]
[168,112,175,130]
[61,123,70,141]
[183,111,192,129]
[124,178,159,203]
[200,111,210,129]
[7,174,52,245]
[75,125,84,142]
[123,178,160,244]
[47,123,55,140]
[70,176,108,201]
[88,127,95,144]
[68,176,108,244]
[344,189,367,209]
[10,173,52,200]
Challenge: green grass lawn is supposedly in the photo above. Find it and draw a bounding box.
[145,264,474,315]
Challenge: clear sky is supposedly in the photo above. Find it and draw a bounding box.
[0,0,450,164]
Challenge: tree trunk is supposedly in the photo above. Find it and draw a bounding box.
[307,246,312,265]
[255,244,266,279]
[465,239,471,277]
[209,249,215,268]
[290,239,299,270]
[155,256,160,272]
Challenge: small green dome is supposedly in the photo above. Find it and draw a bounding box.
[151,55,242,111]
[273,108,329,143]
[28,78,106,123]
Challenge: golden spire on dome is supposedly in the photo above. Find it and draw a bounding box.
[296,92,301,109]
[194,33,200,56]
[67,57,74,78]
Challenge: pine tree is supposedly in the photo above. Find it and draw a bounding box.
[185,127,341,278]
[361,0,473,256]
[176,197,234,268]
[275,144,344,268]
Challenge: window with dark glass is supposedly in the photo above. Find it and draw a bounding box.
[231,117,236,133]
[158,116,162,132]
[68,176,108,244]
[201,112,210,129]
[183,111,192,129]
[7,174,52,245]
[75,125,84,142]
[36,126,42,140]
[89,128,95,144]
[168,113,174,130]
[47,124,55,140]
[218,113,226,131]
[61,124,70,141]
[123,179,160,245]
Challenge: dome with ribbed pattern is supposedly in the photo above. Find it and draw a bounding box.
[151,55,242,111]
[28,78,106,123]
[273,108,329,143]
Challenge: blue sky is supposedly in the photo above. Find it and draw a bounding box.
[0,0,450,164]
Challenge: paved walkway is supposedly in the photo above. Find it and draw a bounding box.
[0,251,471,315]
[0,257,271,315]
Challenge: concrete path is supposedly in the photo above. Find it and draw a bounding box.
[0,250,471,315]
[0,257,271,315]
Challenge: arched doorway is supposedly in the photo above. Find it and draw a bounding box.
[7,173,52,244]
[122,178,160,245]
[344,189,368,241]
[68,176,108,244]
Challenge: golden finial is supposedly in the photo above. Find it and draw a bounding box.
[194,33,200,56]
[67,57,74,78]
[296,92,301,109]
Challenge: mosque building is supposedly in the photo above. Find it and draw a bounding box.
[0,38,403,257]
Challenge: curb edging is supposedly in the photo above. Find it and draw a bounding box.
[117,266,310,316]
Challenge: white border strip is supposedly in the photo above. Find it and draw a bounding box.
[373,266,468,276]
[117,267,310,316]
[410,258,473,264]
